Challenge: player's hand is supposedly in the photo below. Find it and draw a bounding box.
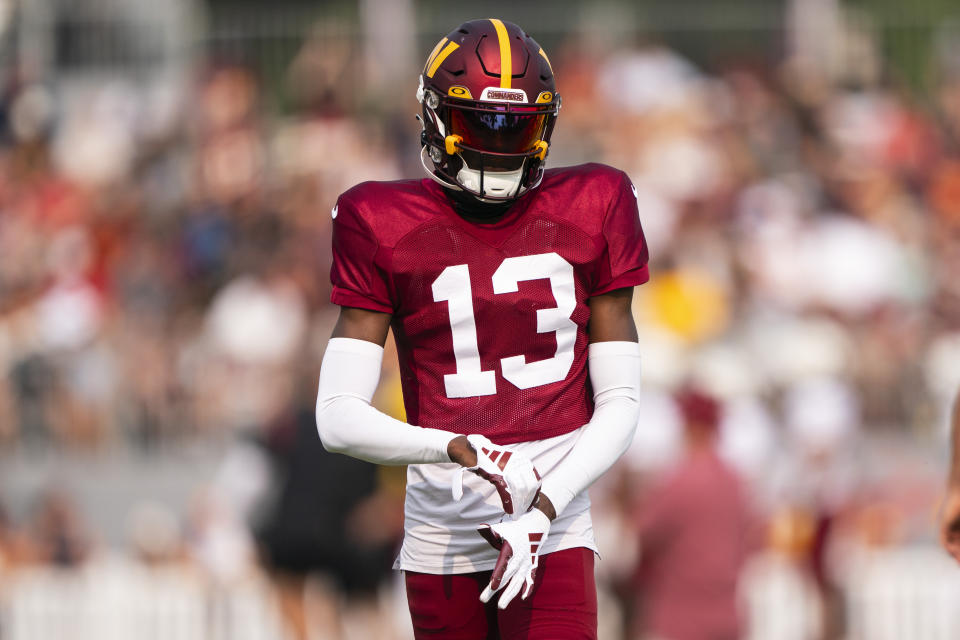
[477,508,551,609]
[451,434,541,515]
[940,484,960,563]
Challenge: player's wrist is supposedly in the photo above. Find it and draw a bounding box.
[537,478,575,518]
[447,435,478,467]
[531,491,557,521]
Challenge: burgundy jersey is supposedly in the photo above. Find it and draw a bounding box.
[330,163,649,444]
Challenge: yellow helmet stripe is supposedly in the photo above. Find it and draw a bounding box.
[538,47,553,74]
[424,37,448,73]
[426,41,460,78]
[489,19,512,89]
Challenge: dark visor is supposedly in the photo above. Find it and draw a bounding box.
[449,106,546,156]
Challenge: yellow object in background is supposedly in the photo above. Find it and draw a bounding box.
[768,507,817,559]
[639,268,730,343]
[374,371,410,497]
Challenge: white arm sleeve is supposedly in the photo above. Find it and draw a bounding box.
[316,337,457,465]
[539,341,641,516]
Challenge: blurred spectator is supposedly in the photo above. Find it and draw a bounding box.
[632,388,755,640]
[126,501,185,567]
[0,500,11,572]
[254,391,401,640]
[185,488,257,583]
[773,379,863,640]
[25,489,92,568]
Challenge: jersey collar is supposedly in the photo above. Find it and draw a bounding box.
[421,179,538,248]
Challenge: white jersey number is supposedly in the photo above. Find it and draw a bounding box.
[431,264,498,398]
[432,252,577,398]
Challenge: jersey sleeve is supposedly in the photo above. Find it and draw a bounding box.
[329,196,394,313]
[591,172,650,296]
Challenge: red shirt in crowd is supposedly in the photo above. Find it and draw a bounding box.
[635,450,754,640]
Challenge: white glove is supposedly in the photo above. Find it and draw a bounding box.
[477,508,551,609]
[451,434,541,515]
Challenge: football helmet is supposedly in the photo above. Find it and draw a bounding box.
[417,19,560,202]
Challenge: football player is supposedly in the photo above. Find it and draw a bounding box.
[316,19,648,639]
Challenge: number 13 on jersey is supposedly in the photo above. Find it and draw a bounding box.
[431,252,577,398]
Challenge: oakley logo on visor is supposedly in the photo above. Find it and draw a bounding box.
[480,87,528,103]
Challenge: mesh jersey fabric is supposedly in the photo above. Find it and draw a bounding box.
[330,163,649,444]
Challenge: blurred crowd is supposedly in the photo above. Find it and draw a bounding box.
[1,12,960,639]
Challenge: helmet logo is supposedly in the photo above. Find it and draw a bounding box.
[536,91,553,104]
[480,87,528,103]
[425,39,460,79]
[448,85,473,99]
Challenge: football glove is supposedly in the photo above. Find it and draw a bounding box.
[451,434,541,515]
[477,508,551,609]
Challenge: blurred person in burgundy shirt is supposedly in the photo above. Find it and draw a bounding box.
[632,388,754,640]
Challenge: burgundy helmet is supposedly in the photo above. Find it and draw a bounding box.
[417,19,560,202]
